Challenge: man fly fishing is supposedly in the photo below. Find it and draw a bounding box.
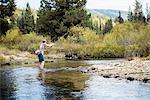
[35,39,55,70]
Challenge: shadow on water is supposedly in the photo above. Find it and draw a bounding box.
[43,71,89,99]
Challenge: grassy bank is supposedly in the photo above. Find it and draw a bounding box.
[0,28,44,65]
[58,22,150,59]
[0,22,150,61]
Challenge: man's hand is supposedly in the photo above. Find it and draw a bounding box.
[47,43,55,47]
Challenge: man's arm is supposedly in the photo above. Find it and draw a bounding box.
[46,43,55,47]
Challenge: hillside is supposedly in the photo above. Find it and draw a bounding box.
[88,9,128,20]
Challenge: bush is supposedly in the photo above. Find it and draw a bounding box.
[18,32,44,52]
[59,23,150,58]
[93,44,124,58]
[68,26,101,43]
[59,26,104,57]
[103,22,150,57]
[2,28,22,49]
[1,28,46,53]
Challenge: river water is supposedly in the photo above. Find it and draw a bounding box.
[0,60,150,100]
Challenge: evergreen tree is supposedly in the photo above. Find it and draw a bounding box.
[103,19,113,34]
[127,0,146,23]
[115,11,124,24]
[133,0,145,22]
[127,6,133,22]
[0,0,16,18]
[36,0,90,41]
[0,18,10,34]
[24,3,35,33]
[0,0,16,35]
[6,0,16,17]
[18,11,25,32]
[18,3,35,34]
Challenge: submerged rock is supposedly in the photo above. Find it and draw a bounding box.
[143,78,150,83]
[103,74,111,78]
[126,77,135,81]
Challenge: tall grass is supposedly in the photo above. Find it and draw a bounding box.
[104,22,150,57]
[59,26,123,58]
[0,28,45,53]
[59,22,150,58]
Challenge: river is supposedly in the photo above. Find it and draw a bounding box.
[0,60,150,100]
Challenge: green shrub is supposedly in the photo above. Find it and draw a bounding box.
[59,23,150,58]
[92,44,124,58]
[103,22,150,57]
[2,28,22,49]
[67,26,101,43]
[59,26,104,57]
[1,28,46,53]
[18,32,44,52]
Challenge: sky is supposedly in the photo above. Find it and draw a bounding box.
[16,0,150,11]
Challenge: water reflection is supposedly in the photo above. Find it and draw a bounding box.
[0,68,17,100]
[0,67,88,100]
[38,71,45,83]
[43,71,89,99]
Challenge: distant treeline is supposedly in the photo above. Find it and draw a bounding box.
[0,0,90,41]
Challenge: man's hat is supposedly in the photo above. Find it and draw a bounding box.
[42,39,47,42]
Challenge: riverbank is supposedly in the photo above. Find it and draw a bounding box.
[0,52,36,66]
[0,44,66,66]
[0,50,65,66]
[1,50,150,84]
[86,58,150,83]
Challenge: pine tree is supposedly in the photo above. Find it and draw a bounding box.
[36,0,90,41]
[133,0,145,22]
[24,3,35,33]
[127,6,133,22]
[103,19,113,34]
[115,11,124,24]
[0,18,10,35]
[18,11,25,32]
[6,0,16,17]
[0,0,16,35]
[18,3,35,34]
